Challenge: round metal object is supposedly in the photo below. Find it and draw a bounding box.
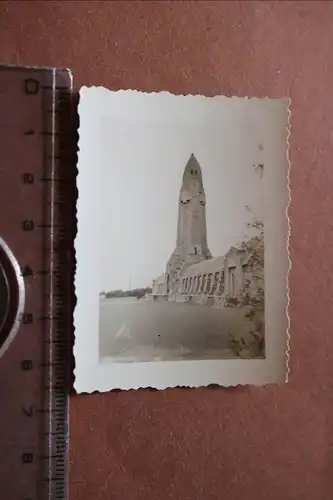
[0,237,25,359]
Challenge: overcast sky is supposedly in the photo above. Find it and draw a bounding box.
[98,92,286,291]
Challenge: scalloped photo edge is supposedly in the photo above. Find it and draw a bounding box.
[73,87,290,393]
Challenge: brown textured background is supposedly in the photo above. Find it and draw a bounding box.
[1,1,333,499]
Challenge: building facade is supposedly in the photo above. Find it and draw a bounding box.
[151,154,263,305]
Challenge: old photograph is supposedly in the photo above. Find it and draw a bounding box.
[74,88,290,392]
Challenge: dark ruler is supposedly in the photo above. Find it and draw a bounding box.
[0,66,74,500]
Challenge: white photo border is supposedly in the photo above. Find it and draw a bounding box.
[74,87,291,393]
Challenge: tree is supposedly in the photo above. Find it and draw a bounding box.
[228,163,265,358]
[228,217,265,358]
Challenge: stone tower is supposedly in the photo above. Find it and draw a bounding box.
[165,154,212,297]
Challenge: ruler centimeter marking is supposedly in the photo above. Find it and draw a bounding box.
[40,71,73,500]
[0,66,74,500]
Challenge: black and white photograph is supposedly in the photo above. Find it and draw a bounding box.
[74,88,290,392]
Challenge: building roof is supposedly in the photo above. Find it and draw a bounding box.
[182,153,203,184]
[182,255,226,277]
[181,236,263,278]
